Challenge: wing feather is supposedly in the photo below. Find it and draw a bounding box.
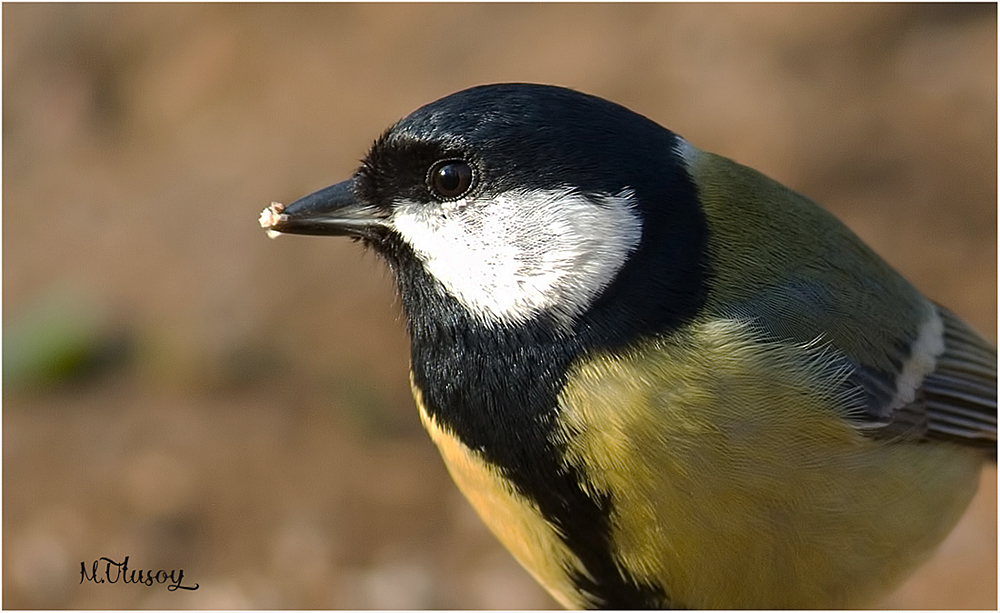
[920,306,996,452]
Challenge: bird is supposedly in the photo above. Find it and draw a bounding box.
[260,83,996,609]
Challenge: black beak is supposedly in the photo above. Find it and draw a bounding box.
[261,179,388,239]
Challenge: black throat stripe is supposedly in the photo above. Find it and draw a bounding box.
[406,304,671,609]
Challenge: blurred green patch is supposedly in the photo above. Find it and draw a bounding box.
[215,340,285,389]
[3,287,131,390]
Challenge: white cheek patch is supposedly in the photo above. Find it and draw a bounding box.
[390,187,643,326]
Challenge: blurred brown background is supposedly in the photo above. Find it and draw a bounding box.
[3,3,996,609]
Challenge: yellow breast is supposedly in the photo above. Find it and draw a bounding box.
[555,318,983,608]
[410,319,983,608]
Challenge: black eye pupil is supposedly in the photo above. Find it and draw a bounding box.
[429,160,473,199]
[437,166,462,192]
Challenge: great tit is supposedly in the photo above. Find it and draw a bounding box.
[261,83,996,609]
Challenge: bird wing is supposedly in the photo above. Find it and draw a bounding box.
[727,283,996,453]
[919,306,997,452]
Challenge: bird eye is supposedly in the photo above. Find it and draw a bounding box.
[427,160,474,200]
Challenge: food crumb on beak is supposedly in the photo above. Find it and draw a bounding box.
[260,202,285,238]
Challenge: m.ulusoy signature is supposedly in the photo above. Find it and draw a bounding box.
[80,556,199,591]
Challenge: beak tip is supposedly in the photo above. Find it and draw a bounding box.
[260,202,286,236]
